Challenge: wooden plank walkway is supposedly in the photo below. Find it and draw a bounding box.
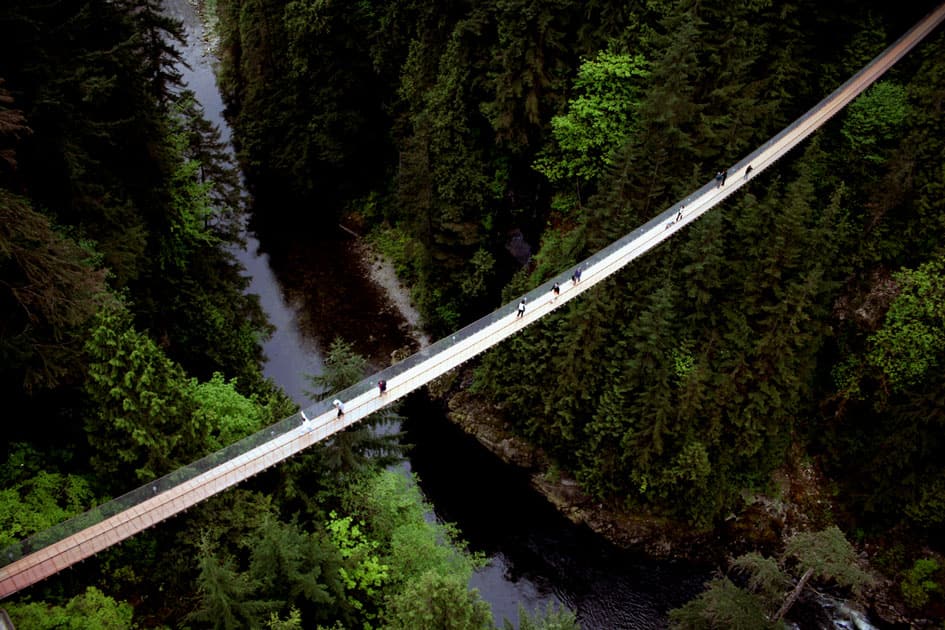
[2,1,944,600]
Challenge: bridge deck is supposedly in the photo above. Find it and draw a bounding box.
[2,1,944,600]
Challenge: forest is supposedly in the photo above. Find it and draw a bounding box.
[214,0,945,625]
[0,0,574,628]
[0,0,943,627]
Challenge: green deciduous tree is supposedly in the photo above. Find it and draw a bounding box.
[326,510,389,621]
[865,256,945,392]
[0,468,95,548]
[900,557,942,610]
[192,372,268,451]
[381,570,493,630]
[5,586,133,630]
[347,470,483,590]
[534,51,648,191]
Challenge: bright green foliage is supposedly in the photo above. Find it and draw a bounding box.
[380,570,493,630]
[0,470,96,548]
[841,81,909,164]
[5,586,133,630]
[192,372,268,451]
[534,51,648,187]
[668,576,779,630]
[505,601,580,630]
[865,257,945,392]
[83,306,205,483]
[326,511,390,616]
[900,558,942,610]
[266,608,303,630]
[349,470,483,587]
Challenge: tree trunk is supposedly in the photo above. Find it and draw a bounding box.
[774,566,815,622]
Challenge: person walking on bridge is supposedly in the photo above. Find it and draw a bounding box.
[517,298,527,318]
[333,399,345,418]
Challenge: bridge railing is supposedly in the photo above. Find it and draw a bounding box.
[3,0,944,573]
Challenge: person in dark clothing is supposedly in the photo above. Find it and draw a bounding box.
[745,164,753,179]
[378,380,387,396]
[715,171,723,188]
[721,168,728,186]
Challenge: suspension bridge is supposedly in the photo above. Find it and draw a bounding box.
[2,1,944,600]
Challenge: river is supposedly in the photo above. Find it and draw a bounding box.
[163,1,709,627]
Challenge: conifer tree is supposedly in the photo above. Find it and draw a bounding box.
[83,306,205,484]
[189,535,279,630]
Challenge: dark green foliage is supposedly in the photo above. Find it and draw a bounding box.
[3,0,945,625]
[671,527,870,628]
[668,576,778,630]
[381,571,494,630]
[190,534,281,630]
[306,338,408,480]
[246,514,336,609]
[784,526,872,591]
[0,190,108,393]
[215,0,388,221]
[83,306,204,483]
[505,601,581,630]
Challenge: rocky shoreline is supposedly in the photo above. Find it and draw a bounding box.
[356,240,929,627]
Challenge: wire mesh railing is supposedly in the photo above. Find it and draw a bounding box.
[3,0,944,582]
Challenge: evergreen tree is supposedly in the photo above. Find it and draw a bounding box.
[0,190,108,394]
[83,306,205,483]
[189,535,278,630]
[307,338,407,476]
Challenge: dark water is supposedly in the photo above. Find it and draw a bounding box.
[401,394,707,628]
[164,1,710,626]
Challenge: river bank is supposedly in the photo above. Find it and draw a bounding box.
[351,237,933,627]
